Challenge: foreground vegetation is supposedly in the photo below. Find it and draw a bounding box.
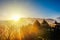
[0,19,60,40]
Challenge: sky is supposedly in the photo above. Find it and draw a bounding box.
[0,0,60,20]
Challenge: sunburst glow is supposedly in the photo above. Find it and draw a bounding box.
[10,15,20,21]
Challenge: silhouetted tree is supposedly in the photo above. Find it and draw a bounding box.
[40,19,51,40]
[54,21,60,40]
[33,20,41,28]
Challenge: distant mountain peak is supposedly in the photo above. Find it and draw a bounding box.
[57,17,60,19]
[56,17,60,23]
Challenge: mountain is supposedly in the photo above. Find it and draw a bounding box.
[57,17,60,19]
[56,17,60,23]
[0,18,57,27]
[0,18,58,40]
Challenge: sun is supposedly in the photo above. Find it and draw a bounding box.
[10,15,20,21]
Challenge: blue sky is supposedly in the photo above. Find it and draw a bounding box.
[28,0,60,18]
[0,0,60,20]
